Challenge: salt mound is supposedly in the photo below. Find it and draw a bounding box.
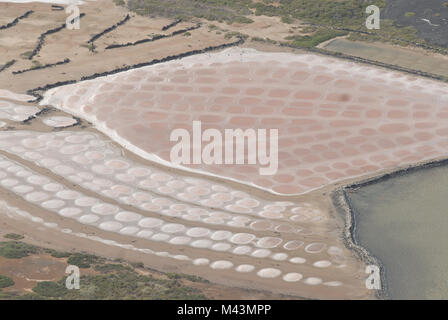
[43,116,77,128]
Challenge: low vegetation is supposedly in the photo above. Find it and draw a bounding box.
[46,249,71,258]
[286,29,348,48]
[126,0,253,24]
[224,31,248,40]
[3,234,24,240]
[0,241,39,259]
[0,240,208,300]
[20,51,33,59]
[67,253,102,268]
[32,281,67,297]
[63,271,207,300]
[123,0,433,50]
[22,269,207,300]
[0,275,14,289]
[166,272,209,283]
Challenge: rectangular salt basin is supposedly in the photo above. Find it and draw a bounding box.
[323,38,448,78]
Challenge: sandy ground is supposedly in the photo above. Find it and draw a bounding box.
[0,1,229,93]
[0,1,307,94]
[209,15,304,42]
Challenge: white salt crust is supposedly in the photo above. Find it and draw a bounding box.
[3,199,330,283]
[0,129,348,286]
[0,154,293,259]
[0,131,319,237]
[283,273,303,282]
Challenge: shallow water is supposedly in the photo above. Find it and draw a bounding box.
[347,165,448,299]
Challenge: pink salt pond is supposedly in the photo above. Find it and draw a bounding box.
[43,116,77,128]
[41,48,448,195]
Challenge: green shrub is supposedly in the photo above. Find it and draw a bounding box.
[405,12,416,18]
[32,281,67,298]
[63,270,207,300]
[166,272,181,280]
[49,251,71,258]
[94,263,131,273]
[224,31,247,40]
[3,234,24,240]
[31,60,42,68]
[281,16,293,24]
[67,253,100,268]
[130,262,144,269]
[0,275,14,288]
[231,16,253,24]
[289,29,348,48]
[167,273,209,283]
[0,249,208,300]
[251,36,265,42]
[127,0,252,22]
[0,241,39,259]
[20,51,32,59]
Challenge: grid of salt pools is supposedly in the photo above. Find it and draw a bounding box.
[0,131,327,235]
[0,89,76,129]
[0,90,33,102]
[0,99,76,128]
[41,47,448,195]
[0,199,341,286]
[0,131,346,285]
[0,133,324,254]
[0,100,39,122]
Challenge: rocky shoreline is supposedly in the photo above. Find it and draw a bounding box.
[332,156,448,300]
